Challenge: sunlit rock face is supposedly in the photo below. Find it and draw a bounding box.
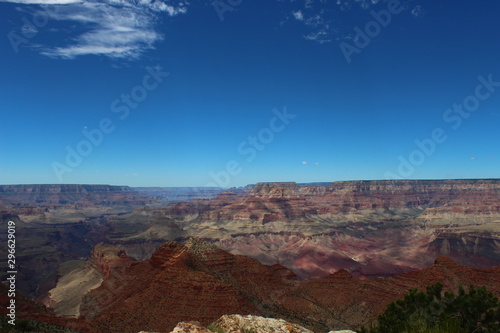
[46,243,135,318]
[210,315,313,333]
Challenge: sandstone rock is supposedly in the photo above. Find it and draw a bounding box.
[211,314,313,333]
[171,322,212,333]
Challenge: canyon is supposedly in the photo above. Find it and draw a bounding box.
[0,180,499,332]
[106,179,500,280]
[2,238,498,332]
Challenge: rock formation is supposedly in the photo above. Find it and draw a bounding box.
[211,315,313,333]
[137,315,346,333]
[2,180,499,304]
[65,239,499,333]
[46,243,134,317]
[139,180,500,279]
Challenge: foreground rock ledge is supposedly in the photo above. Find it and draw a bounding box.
[138,315,356,333]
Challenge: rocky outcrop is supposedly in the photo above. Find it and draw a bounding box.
[139,316,356,333]
[170,322,212,333]
[211,315,313,333]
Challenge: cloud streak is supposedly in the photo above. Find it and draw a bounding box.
[283,0,415,44]
[4,0,189,59]
[3,0,81,4]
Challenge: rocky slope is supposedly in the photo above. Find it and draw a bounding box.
[69,239,500,333]
[122,180,500,279]
[79,238,295,332]
[210,315,314,333]
[46,243,134,317]
[2,180,499,303]
[0,185,187,300]
[0,283,91,332]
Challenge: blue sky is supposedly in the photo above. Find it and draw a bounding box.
[1,0,499,187]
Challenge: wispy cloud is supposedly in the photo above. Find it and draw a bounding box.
[3,0,81,4]
[411,5,424,17]
[282,0,415,44]
[4,0,189,59]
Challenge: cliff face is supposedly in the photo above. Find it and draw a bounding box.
[142,180,499,279]
[163,180,500,228]
[46,243,135,318]
[0,184,131,192]
[0,185,155,301]
[80,239,276,332]
[242,180,500,222]
[74,239,499,333]
[0,184,151,209]
[0,282,92,332]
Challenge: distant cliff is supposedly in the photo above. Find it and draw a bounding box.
[212,179,500,222]
[150,179,500,279]
[132,187,225,205]
[0,184,131,192]
[0,184,133,203]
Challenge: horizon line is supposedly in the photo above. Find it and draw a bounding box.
[1,177,500,188]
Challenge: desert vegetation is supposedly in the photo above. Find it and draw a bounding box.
[360,282,500,333]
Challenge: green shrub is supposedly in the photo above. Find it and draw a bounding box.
[360,282,500,333]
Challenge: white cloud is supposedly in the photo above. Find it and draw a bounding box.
[303,30,330,44]
[302,161,308,165]
[3,0,189,59]
[292,10,304,21]
[470,157,478,160]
